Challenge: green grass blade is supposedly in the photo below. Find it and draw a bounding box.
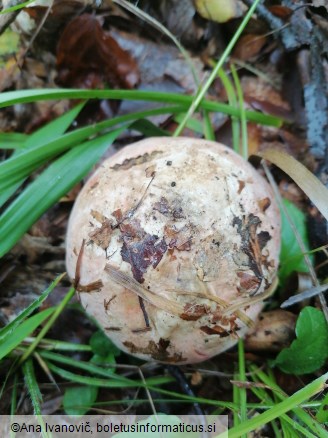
[22,359,42,415]
[0,273,65,341]
[0,0,35,14]
[218,68,240,153]
[0,161,44,192]
[174,113,204,134]
[23,102,85,150]
[19,287,76,364]
[232,371,240,427]
[151,386,236,410]
[0,308,55,361]
[224,372,328,438]
[0,103,85,207]
[24,338,91,352]
[237,339,247,436]
[252,366,326,436]
[0,106,183,189]
[0,133,28,149]
[10,373,18,416]
[39,350,173,388]
[0,128,123,257]
[248,373,314,437]
[202,110,216,140]
[0,128,101,185]
[129,119,169,137]
[0,176,30,209]
[22,359,50,438]
[0,88,283,127]
[231,64,248,159]
[46,361,172,388]
[39,350,132,382]
[174,0,262,135]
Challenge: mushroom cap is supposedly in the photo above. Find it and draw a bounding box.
[66,137,281,364]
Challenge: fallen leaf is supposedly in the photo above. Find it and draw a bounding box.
[246,122,262,156]
[56,14,140,90]
[268,5,293,20]
[233,34,267,61]
[259,149,328,222]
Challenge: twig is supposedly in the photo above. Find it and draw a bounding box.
[241,0,298,50]
[166,365,205,417]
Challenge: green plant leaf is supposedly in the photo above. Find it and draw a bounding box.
[0,307,55,361]
[0,123,104,189]
[0,128,123,257]
[0,106,182,193]
[0,132,28,149]
[279,198,312,284]
[89,330,121,357]
[24,102,85,151]
[0,88,283,127]
[274,307,328,374]
[0,103,85,208]
[90,353,116,369]
[63,386,98,415]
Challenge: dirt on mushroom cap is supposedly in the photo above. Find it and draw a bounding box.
[66,137,281,364]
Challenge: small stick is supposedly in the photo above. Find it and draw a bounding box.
[138,296,150,328]
[166,365,207,434]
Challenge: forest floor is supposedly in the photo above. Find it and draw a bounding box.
[0,1,327,435]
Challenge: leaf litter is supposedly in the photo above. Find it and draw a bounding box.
[0,0,327,424]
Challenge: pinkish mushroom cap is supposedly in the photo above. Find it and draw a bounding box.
[66,137,281,364]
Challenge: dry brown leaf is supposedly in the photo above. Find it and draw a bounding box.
[246,123,262,156]
[56,13,140,89]
[268,5,293,20]
[258,149,328,221]
[233,34,267,61]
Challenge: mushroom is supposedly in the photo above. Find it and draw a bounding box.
[66,137,281,364]
[244,310,297,352]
